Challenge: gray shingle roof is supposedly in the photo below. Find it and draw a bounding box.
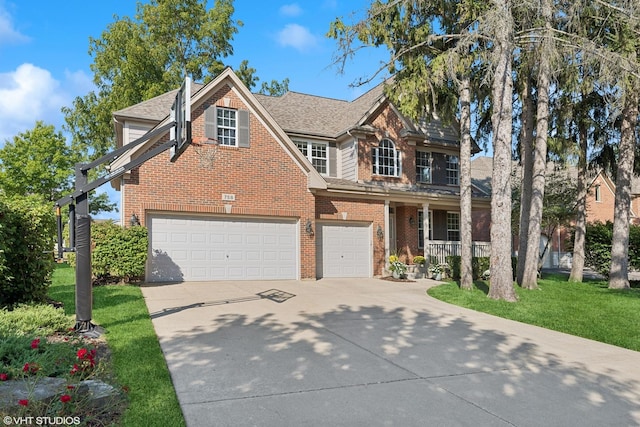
[113,82,205,122]
[254,84,385,138]
[113,76,462,145]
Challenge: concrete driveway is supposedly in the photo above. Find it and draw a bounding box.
[141,278,640,426]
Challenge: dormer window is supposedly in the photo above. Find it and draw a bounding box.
[373,139,401,177]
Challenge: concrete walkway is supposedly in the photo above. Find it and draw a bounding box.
[141,278,640,426]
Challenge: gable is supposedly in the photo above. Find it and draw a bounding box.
[110,68,325,191]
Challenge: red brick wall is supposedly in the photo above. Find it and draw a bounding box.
[123,84,317,278]
[586,175,616,224]
[315,196,385,275]
[357,105,415,185]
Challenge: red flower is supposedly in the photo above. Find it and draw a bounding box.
[66,385,75,390]
[77,348,88,359]
[22,363,39,374]
[60,394,72,403]
[70,364,79,375]
[18,399,28,406]
[30,338,40,349]
[0,373,8,381]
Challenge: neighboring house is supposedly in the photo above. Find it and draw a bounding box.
[470,156,640,269]
[110,68,491,282]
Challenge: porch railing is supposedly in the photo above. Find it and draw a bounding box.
[427,240,491,265]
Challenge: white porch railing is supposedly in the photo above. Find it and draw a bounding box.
[427,241,491,265]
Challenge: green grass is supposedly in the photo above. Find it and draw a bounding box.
[49,264,185,427]
[428,273,640,352]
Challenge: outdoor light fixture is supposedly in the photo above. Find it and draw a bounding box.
[377,224,384,240]
[305,219,314,236]
[129,213,140,227]
[409,216,415,227]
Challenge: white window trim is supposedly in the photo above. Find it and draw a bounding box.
[373,139,401,177]
[446,211,461,241]
[446,155,460,185]
[217,107,237,147]
[416,150,432,183]
[294,140,329,175]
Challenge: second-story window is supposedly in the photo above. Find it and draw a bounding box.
[373,139,401,177]
[416,151,432,183]
[295,140,328,174]
[446,155,459,185]
[217,107,237,146]
[595,184,601,202]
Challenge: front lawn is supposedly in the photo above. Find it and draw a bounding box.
[49,264,185,426]
[427,273,640,352]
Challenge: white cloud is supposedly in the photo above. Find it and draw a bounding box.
[0,64,71,143]
[0,5,29,45]
[276,24,318,52]
[279,3,302,17]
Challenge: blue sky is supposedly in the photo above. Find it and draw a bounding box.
[0,0,389,218]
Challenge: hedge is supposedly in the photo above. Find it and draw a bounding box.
[0,195,56,307]
[67,221,148,283]
[446,256,517,281]
[577,221,640,277]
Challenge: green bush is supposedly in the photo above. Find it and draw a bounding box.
[445,256,513,280]
[91,222,148,283]
[0,304,73,337]
[578,221,640,277]
[446,256,491,280]
[0,195,56,307]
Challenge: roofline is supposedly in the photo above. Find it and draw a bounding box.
[109,67,327,191]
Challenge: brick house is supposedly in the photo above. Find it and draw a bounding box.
[110,68,491,282]
[470,156,640,269]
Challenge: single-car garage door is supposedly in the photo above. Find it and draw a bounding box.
[317,223,371,278]
[148,214,298,282]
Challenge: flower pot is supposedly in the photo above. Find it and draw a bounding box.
[392,271,400,279]
[435,273,442,281]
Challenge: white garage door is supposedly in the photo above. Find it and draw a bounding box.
[148,214,298,282]
[317,223,371,278]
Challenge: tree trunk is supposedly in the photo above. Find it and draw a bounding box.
[569,121,588,283]
[459,74,473,290]
[488,0,517,302]
[521,0,552,290]
[608,86,638,289]
[516,73,535,286]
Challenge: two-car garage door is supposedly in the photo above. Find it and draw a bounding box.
[148,214,298,282]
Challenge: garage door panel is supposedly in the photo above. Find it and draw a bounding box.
[149,215,298,282]
[318,223,371,278]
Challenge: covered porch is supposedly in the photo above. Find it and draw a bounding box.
[383,201,491,270]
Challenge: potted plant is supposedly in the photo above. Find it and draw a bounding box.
[389,254,408,279]
[412,255,426,267]
[428,263,443,280]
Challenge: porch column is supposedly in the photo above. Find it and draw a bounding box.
[384,201,390,270]
[422,202,430,262]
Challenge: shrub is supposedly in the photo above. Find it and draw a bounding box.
[0,304,73,337]
[0,195,56,307]
[577,221,640,277]
[91,222,148,283]
[446,256,489,280]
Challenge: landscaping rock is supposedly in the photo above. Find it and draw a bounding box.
[0,377,119,410]
[0,377,66,407]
